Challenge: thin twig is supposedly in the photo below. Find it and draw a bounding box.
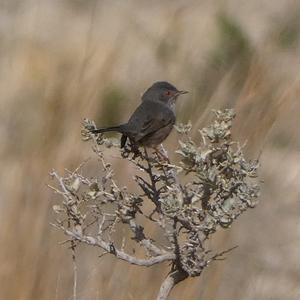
[71,242,77,300]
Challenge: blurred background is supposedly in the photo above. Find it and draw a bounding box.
[0,0,299,299]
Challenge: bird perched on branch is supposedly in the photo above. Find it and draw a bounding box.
[91,81,188,148]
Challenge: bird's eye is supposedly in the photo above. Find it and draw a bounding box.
[165,91,171,96]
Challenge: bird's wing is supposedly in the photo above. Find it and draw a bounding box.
[126,101,175,142]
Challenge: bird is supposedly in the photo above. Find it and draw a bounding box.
[91,81,188,149]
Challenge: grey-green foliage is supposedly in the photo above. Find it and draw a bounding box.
[174,109,259,232]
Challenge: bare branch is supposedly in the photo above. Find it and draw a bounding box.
[156,270,188,300]
[62,228,175,267]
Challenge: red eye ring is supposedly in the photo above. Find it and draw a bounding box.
[165,90,171,96]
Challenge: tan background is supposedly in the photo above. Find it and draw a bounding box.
[0,0,299,299]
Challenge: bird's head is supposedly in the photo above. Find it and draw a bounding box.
[142,81,188,105]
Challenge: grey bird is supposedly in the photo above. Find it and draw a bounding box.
[91,81,188,148]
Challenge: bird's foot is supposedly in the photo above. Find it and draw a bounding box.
[153,146,170,163]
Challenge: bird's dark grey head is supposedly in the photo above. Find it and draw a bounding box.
[141,81,188,104]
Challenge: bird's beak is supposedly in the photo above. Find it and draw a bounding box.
[176,90,188,96]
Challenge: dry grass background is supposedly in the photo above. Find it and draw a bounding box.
[0,0,300,299]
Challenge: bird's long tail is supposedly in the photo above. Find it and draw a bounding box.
[91,125,123,134]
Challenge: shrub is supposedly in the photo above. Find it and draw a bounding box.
[49,109,260,300]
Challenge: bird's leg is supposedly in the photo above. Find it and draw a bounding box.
[153,145,170,163]
[129,139,142,159]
